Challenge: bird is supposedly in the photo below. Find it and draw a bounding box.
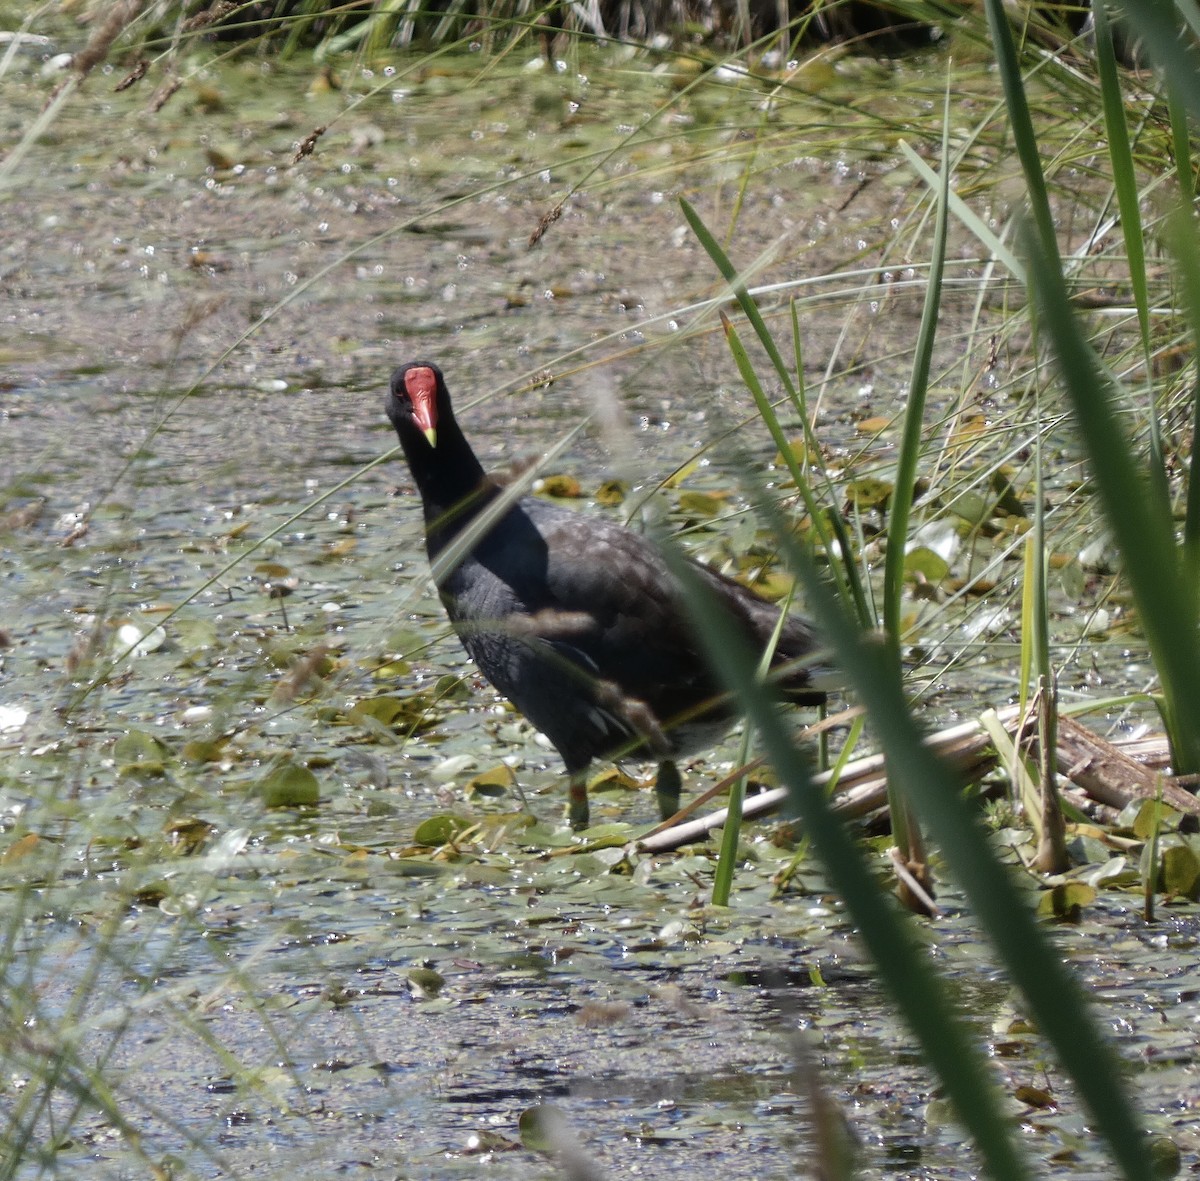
[385,360,827,829]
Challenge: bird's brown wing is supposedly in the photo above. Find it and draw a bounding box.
[527,504,825,708]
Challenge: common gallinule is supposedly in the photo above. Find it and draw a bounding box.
[386,360,827,828]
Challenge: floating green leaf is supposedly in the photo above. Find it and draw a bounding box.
[904,546,950,583]
[258,764,320,808]
[1035,882,1096,922]
[413,814,472,846]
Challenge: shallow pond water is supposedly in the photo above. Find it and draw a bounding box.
[0,21,1191,1181]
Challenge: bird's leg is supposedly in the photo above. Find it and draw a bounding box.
[568,769,590,830]
[654,759,682,822]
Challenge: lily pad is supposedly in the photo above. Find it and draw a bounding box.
[677,489,727,517]
[519,1104,567,1154]
[347,696,410,727]
[1130,799,1182,840]
[466,764,516,796]
[594,479,628,505]
[258,763,321,808]
[904,546,950,583]
[413,814,472,846]
[536,474,582,498]
[1035,881,1095,922]
[115,729,170,777]
[845,477,893,511]
[407,966,446,998]
[1160,842,1200,899]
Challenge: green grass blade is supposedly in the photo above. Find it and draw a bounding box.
[983,0,1059,264]
[899,141,1024,281]
[883,79,950,656]
[1113,0,1200,123]
[680,198,802,407]
[712,594,795,906]
[688,202,872,625]
[1092,0,1169,514]
[1166,209,1200,592]
[1018,537,1035,712]
[1093,0,1151,351]
[662,540,1032,1181]
[762,498,1156,1181]
[719,312,868,622]
[879,76,952,861]
[1030,387,1051,700]
[710,726,754,907]
[1166,79,1196,208]
[1024,224,1200,773]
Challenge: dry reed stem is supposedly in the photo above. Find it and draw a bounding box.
[637,704,1200,853]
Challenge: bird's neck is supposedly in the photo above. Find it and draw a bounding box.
[400,415,494,554]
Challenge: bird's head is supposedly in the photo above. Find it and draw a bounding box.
[387,361,443,448]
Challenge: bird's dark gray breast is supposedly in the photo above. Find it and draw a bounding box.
[432,499,726,768]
